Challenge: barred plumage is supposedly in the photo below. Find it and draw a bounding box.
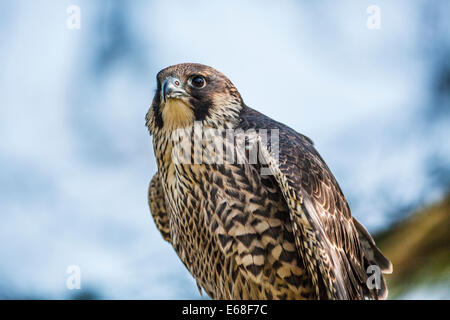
[146,63,392,299]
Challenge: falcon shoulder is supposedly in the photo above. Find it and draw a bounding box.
[239,106,392,299]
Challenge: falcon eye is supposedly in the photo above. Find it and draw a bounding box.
[190,76,206,88]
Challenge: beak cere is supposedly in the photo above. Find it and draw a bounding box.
[161,77,184,102]
[159,76,194,129]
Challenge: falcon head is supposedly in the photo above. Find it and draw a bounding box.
[146,63,243,134]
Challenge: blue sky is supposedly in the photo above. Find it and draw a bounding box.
[0,0,448,299]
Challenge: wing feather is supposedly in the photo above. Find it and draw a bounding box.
[148,172,172,243]
[239,106,391,299]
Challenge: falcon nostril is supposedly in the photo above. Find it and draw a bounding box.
[174,80,180,86]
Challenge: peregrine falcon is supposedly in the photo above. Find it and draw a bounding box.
[146,63,392,300]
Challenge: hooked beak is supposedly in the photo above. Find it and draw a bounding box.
[161,77,187,102]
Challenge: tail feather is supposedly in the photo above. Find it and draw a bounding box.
[353,217,393,299]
